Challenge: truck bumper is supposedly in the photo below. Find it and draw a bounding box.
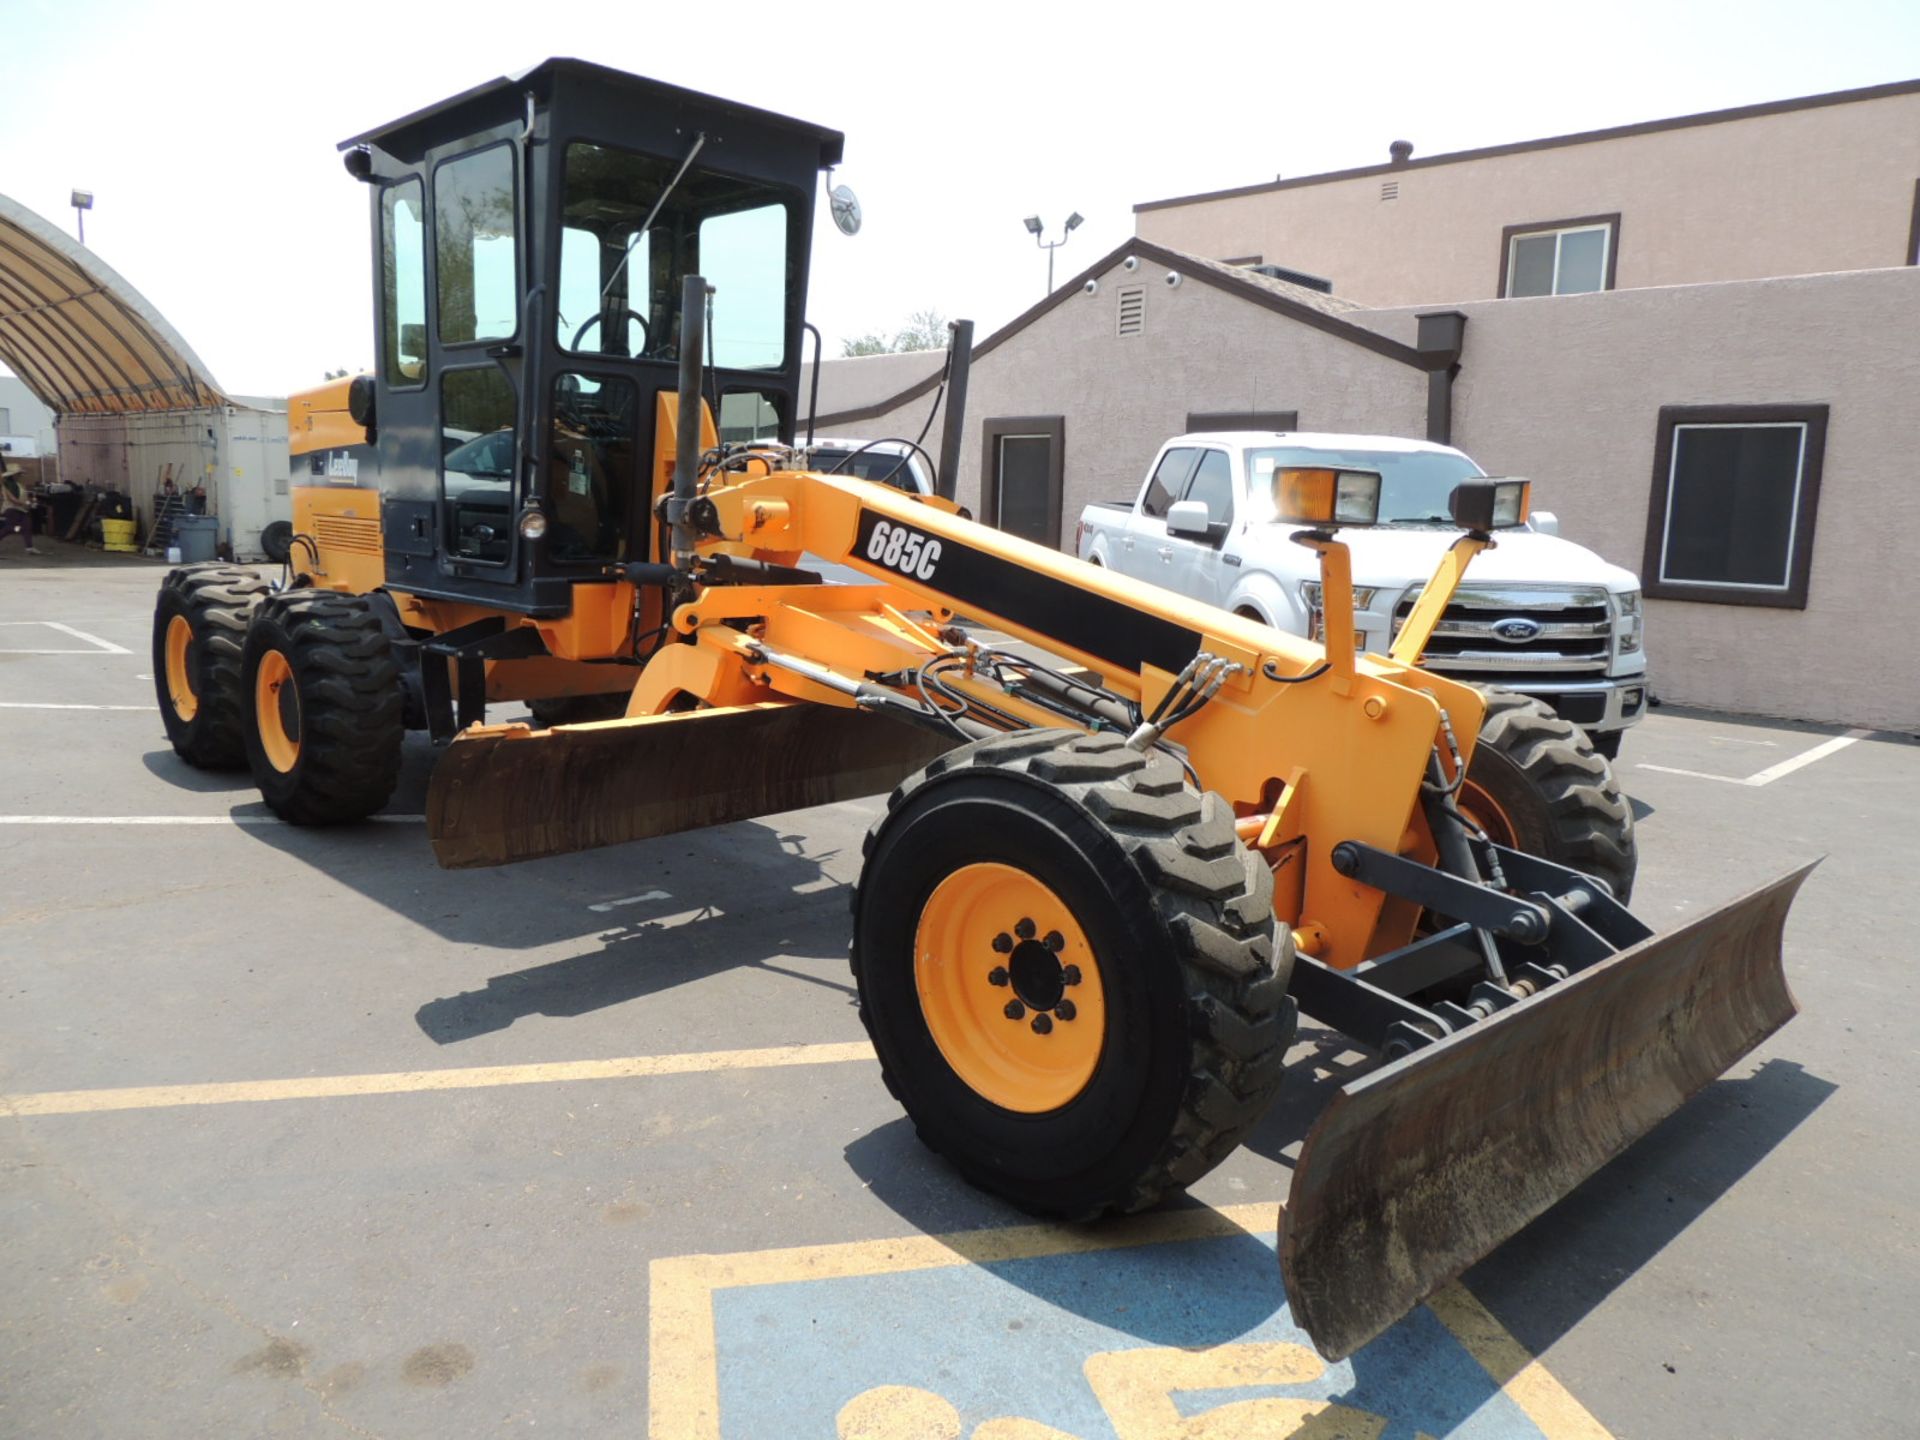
[1504,673,1649,734]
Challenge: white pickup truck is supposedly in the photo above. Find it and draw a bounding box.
[1075,431,1648,755]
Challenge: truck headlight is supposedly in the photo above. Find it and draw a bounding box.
[1614,589,1643,654]
[1299,581,1378,643]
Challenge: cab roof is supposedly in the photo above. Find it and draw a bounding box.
[338,57,844,169]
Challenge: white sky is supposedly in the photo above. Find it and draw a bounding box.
[4,0,1917,399]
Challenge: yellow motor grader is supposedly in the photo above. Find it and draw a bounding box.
[151,59,1807,1359]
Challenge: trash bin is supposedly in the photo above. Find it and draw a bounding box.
[175,515,219,563]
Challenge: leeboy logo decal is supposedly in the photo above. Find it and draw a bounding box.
[1492,617,1543,643]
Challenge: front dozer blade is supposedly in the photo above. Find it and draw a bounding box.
[427,702,956,869]
[1280,860,1815,1361]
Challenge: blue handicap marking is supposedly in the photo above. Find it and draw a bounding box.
[710,1224,1585,1438]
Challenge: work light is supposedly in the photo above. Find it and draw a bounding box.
[1273,467,1382,528]
[1448,479,1531,531]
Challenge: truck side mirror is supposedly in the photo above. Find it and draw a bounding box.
[1166,500,1212,539]
[1531,509,1560,536]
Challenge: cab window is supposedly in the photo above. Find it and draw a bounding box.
[441,367,516,563]
[548,372,637,564]
[381,178,426,386]
[435,145,518,345]
[556,140,794,368]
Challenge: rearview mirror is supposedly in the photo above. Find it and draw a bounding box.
[1531,509,1560,536]
[1166,500,1212,538]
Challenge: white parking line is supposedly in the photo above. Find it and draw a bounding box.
[0,814,427,826]
[0,621,131,655]
[1638,728,1872,787]
[0,702,151,711]
[588,889,674,913]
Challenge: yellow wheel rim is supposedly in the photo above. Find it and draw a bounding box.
[164,614,198,722]
[914,862,1106,1113]
[1457,779,1517,849]
[254,649,301,773]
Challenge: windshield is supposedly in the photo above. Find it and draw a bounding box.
[1246,446,1486,525]
[810,448,921,492]
[556,141,795,370]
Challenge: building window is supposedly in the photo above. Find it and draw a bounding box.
[1641,404,1828,609]
[1499,214,1619,298]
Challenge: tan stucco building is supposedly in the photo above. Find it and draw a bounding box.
[805,81,1920,731]
[1134,80,1920,308]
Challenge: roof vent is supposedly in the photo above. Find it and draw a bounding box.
[1380,180,1399,201]
[1117,285,1146,337]
[1389,139,1414,164]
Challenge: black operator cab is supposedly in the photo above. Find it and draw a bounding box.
[338,58,844,613]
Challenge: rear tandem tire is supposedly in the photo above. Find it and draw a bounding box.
[1460,689,1637,902]
[152,564,273,769]
[240,592,405,824]
[851,730,1297,1220]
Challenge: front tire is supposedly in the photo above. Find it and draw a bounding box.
[852,730,1296,1220]
[240,592,404,824]
[152,565,273,768]
[1459,690,1636,901]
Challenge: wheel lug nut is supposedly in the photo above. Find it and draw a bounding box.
[991,933,1013,954]
[987,966,1010,987]
[1061,964,1082,987]
[1055,999,1076,1021]
[1044,930,1064,952]
[1030,1013,1053,1035]
[1003,999,1026,1021]
[1015,917,1036,940]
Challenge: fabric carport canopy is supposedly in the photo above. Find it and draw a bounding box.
[0,192,228,416]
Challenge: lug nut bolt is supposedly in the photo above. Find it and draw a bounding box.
[1030,1013,1053,1035]
[1055,999,1076,1021]
[1004,999,1026,1020]
[1061,964,1082,987]
[1015,917,1036,940]
[992,933,1013,954]
[988,967,1010,987]
[1043,930,1065,953]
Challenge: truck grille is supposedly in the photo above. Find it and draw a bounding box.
[1392,585,1613,680]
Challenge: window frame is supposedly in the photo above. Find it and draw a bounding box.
[980,415,1066,548]
[431,141,522,351]
[1640,403,1829,610]
[1497,214,1621,299]
[437,363,521,570]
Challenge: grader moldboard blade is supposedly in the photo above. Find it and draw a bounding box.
[427,702,956,869]
[1280,860,1817,1361]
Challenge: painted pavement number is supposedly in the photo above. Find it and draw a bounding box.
[650,1203,1610,1440]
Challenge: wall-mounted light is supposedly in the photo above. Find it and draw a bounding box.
[1083,278,1099,295]
[1023,212,1086,295]
[1164,271,1183,289]
[1122,256,1139,272]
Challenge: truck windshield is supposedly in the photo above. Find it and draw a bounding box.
[1247,446,1486,525]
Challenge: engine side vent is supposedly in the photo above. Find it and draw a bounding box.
[1380,180,1400,201]
[312,513,383,557]
[1117,284,1146,337]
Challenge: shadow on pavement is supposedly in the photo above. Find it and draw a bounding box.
[141,748,258,794]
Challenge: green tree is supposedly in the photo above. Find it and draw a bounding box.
[839,309,950,357]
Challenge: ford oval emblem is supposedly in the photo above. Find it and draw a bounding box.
[1492,617,1543,643]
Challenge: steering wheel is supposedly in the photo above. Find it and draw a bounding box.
[569,307,651,357]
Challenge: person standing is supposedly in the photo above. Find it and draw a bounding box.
[0,463,44,554]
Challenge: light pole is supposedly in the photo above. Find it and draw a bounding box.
[1023,211,1083,295]
[70,189,94,245]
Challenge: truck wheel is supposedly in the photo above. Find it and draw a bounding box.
[152,565,273,769]
[1458,689,1636,901]
[852,730,1296,1220]
[240,592,404,824]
